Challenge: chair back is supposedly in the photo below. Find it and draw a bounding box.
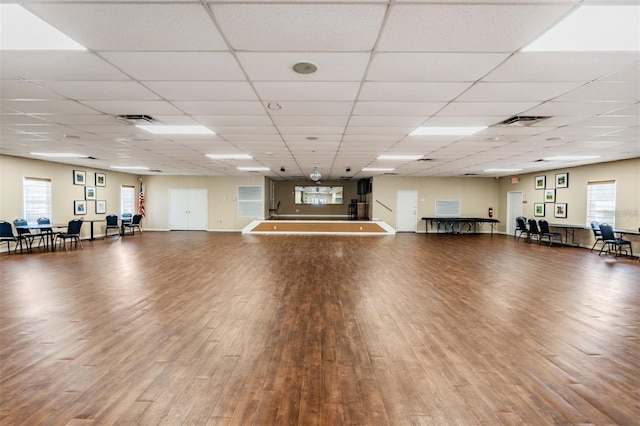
[590,221,601,237]
[13,218,31,236]
[67,219,83,235]
[0,221,15,238]
[598,223,615,241]
[516,217,528,231]
[131,214,142,225]
[528,219,540,233]
[37,217,51,225]
[106,215,118,227]
[538,219,551,233]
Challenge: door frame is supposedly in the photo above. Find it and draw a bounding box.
[506,191,523,236]
[396,190,418,233]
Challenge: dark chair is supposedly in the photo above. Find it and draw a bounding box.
[590,221,604,252]
[13,218,35,252]
[55,219,84,250]
[0,221,22,254]
[105,214,120,237]
[538,220,563,247]
[515,216,529,241]
[268,201,280,218]
[123,214,142,235]
[527,219,541,244]
[598,223,633,258]
[36,217,55,249]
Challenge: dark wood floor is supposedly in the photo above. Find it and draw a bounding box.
[1,232,638,425]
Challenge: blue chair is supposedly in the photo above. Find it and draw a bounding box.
[598,224,632,258]
[0,221,22,254]
[13,218,35,252]
[538,220,563,247]
[515,216,529,241]
[123,214,142,235]
[590,221,604,252]
[105,214,120,237]
[55,219,84,250]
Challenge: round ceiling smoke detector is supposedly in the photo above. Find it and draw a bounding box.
[293,62,318,74]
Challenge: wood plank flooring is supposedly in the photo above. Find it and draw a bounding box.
[1,232,638,425]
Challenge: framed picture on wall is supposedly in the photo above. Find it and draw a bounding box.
[74,200,87,215]
[544,189,556,203]
[555,172,568,188]
[554,203,568,218]
[85,186,97,200]
[95,173,106,187]
[534,203,545,217]
[73,170,86,185]
[535,175,546,190]
[96,200,106,214]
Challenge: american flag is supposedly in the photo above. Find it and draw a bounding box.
[138,185,145,218]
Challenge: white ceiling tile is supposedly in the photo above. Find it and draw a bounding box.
[367,53,509,82]
[1,80,65,100]
[282,135,343,143]
[271,116,349,127]
[211,3,386,51]
[143,82,258,101]
[38,81,160,101]
[278,126,345,135]
[172,101,266,115]
[194,115,272,126]
[79,100,182,115]
[378,4,574,52]
[348,116,427,127]
[346,126,413,135]
[359,82,471,101]
[353,102,445,116]
[553,82,640,102]
[253,82,360,102]
[27,3,227,51]
[523,101,635,117]
[215,126,278,135]
[484,52,639,82]
[437,102,541,116]
[1,52,128,81]
[101,52,245,81]
[424,116,506,127]
[457,82,584,102]
[267,102,354,115]
[237,52,371,81]
[3,100,99,115]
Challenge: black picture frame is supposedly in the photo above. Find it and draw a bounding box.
[555,172,568,189]
[95,173,106,187]
[73,170,86,185]
[535,175,546,190]
[74,200,87,215]
[534,203,545,217]
[544,189,556,203]
[554,203,568,218]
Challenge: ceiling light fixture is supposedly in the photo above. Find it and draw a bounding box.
[237,166,270,172]
[31,152,88,158]
[0,4,86,51]
[136,125,215,135]
[206,154,253,160]
[378,154,423,160]
[310,167,321,182]
[523,5,640,52]
[410,127,487,136]
[293,62,318,74]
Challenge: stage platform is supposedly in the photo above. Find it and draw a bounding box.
[243,219,396,235]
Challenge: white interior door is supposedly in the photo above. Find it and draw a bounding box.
[169,189,208,230]
[396,190,418,232]
[506,191,523,236]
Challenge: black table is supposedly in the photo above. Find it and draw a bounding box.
[548,223,589,247]
[422,217,500,235]
[14,223,67,252]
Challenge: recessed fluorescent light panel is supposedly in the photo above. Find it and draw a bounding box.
[410,127,487,136]
[237,167,270,172]
[0,4,86,50]
[524,5,640,51]
[110,166,149,170]
[206,154,253,160]
[136,125,215,135]
[31,152,88,158]
[543,155,600,161]
[484,168,523,172]
[377,154,423,160]
[362,168,395,172]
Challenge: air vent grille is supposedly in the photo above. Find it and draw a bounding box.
[497,115,550,126]
[117,114,156,123]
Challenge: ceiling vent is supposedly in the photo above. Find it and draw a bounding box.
[497,115,550,126]
[116,114,156,123]
[417,158,435,162]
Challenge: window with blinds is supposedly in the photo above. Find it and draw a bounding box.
[23,177,52,224]
[238,185,263,218]
[586,180,616,227]
[435,200,461,217]
[121,185,136,215]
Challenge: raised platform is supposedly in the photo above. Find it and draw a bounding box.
[243,220,395,235]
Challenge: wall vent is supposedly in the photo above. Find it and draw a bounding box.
[497,115,550,126]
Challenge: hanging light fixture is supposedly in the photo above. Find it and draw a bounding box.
[310,167,321,182]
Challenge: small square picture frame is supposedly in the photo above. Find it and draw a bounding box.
[96,200,106,214]
[554,203,568,218]
[544,189,556,203]
[85,186,97,201]
[95,173,106,187]
[74,200,87,215]
[555,172,568,189]
[73,170,86,185]
[534,203,545,217]
[535,175,546,190]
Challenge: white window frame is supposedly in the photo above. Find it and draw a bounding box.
[23,177,52,225]
[586,180,616,227]
[237,185,263,218]
[121,185,136,215]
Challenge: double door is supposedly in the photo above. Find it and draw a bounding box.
[169,189,208,230]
